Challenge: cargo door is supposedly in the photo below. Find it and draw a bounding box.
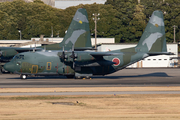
[31,65,38,74]
[46,62,52,70]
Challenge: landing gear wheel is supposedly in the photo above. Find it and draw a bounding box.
[0,68,2,74]
[75,76,82,79]
[85,76,91,79]
[20,74,27,80]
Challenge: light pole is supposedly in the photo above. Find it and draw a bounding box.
[92,13,100,51]
[57,31,59,37]
[51,26,53,38]
[172,25,177,43]
[18,30,21,40]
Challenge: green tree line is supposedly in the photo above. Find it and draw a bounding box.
[0,0,180,43]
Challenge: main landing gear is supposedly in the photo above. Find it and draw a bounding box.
[75,76,92,79]
[20,74,27,80]
[66,75,75,78]
[0,68,2,74]
[66,75,92,79]
[75,73,92,79]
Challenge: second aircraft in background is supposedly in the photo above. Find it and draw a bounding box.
[0,8,92,73]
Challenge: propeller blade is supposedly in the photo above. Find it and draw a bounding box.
[60,46,67,60]
[69,45,77,69]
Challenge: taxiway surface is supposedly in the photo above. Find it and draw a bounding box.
[0,68,180,88]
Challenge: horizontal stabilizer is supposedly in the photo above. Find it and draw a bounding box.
[74,47,97,51]
[170,57,180,60]
[0,47,42,52]
[15,48,42,52]
[147,52,174,56]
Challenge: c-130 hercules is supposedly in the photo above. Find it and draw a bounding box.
[0,8,92,73]
[4,10,173,79]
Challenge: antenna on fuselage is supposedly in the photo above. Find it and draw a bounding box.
[60,46,67,60]
[44,45,46,51]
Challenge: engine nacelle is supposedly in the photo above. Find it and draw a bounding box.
[1,49,18,57]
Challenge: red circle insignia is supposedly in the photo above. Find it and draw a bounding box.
[112,58,120,66]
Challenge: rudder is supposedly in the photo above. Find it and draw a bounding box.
[135,10,167,53]
[61,8,92,50]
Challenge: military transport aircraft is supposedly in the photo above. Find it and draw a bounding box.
[4,10,173,79]
[0,8,92,73]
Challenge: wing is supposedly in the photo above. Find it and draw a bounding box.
[147,52,174,56]
[13,47,42,52]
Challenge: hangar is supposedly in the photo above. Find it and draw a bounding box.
[0,37,115,47]
[0,0,55,6]
[55,0,106,9]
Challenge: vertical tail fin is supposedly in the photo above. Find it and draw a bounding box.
[135,10,167,53]
[61,8,92,50]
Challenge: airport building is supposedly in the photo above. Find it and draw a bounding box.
[55,0,106,9]
[0,37,115,47]
[0,0,55,7]
[0,0,106,8]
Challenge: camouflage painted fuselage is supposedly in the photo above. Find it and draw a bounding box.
[5,48,148,76]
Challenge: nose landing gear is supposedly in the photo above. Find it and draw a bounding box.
[20,74,27,80]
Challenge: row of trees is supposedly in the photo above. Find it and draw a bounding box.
[0,0,180,43]
[105,0,180,43]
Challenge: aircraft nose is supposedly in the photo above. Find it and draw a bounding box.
[4,62,15,73]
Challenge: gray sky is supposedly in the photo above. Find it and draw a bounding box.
[55,0,106,9]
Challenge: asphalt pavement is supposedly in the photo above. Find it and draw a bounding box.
[0,68,180,88]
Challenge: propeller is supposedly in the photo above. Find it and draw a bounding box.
[70,45,77,69]
[60,46,67,60]
[59,46,77,69]
[70,46,77,59]
[58,46,67,74]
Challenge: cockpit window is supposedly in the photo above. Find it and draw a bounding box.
[13,55,24,60]
[13,55,16,59]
